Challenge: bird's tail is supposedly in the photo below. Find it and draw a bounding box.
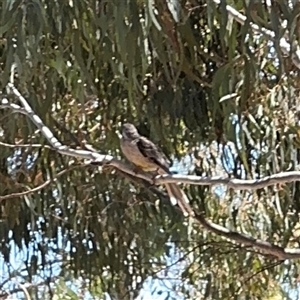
[158,170,194,216]
[164,183,194,217]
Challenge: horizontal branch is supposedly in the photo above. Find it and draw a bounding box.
[0,141,53,149]
[155,172,300,190]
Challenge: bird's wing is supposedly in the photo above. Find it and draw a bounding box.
[137,136,170,173]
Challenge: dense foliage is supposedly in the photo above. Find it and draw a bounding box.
[1,0,300,299]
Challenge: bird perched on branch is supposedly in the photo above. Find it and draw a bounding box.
[120,123,194,216]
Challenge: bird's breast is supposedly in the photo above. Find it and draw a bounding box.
[120,138,158,171]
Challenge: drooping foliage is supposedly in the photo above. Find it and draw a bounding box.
[1,0,300,299]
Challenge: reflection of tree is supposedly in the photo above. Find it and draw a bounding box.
[1,0,300,299]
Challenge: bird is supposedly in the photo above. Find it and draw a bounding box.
[120,123,194,216]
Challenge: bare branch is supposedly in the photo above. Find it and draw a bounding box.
[2,86,112,163]
[0,141,52,149]
[0,98,28,115]
[155,172,300,190]
[195,213,300,260]
[0,165,82,201]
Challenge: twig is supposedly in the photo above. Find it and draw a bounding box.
[0,141,53,149]
[0,165,83,201]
